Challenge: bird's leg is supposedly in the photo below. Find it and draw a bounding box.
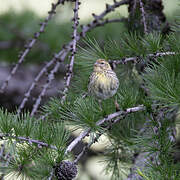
[115,99,120,112]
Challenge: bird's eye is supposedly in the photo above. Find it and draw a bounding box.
[100,62,104,65]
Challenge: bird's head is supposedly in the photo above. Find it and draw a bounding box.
[93,59,112,72]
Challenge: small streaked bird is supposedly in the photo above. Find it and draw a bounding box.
[88,59,119,100]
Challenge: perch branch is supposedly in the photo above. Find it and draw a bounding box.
[65,105,145,154]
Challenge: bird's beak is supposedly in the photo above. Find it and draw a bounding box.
[94,62,98,66]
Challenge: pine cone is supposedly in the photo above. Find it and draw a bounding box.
[54,161,78,180]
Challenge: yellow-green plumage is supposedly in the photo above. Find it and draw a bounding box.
[88,59,119,100]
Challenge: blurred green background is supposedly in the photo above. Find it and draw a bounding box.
[0,0,179,63]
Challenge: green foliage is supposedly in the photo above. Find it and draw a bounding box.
[1,145,38,180]
[78,32,168,65]
[0,109,14,133]
[132,110,180,180]
[57,96,103,129]
[71,31,180,179]
[78,37,108,61]
[0,11,72,63]
[104,141,131,180]
[165,33,180,52]
[141,33,163,53]
[0,109,69,179]
[144,54,180,107]
[117,82,141,109]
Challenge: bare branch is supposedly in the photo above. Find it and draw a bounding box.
[30,0,81,116]
[18,17,126,116]
[61,0,80,104]
[95,17,126,27]
[65,128,91,155]
[30,61,62,116]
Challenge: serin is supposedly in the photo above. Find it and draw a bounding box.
[88,59,119,100]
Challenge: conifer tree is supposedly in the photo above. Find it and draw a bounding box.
[0,0,180,179]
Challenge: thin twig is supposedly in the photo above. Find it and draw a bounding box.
[2,105,145,160]
[95,17,126,27]
[126,107,177,180]
[72,105,145,163]
[0,0,67,93]
[139,0,148,34]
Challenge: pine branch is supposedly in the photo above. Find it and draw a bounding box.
[65,105,145,154]
[18,49,176,116]
[0,133,57,150]
[109,51,176,65]
[0,0,66,93]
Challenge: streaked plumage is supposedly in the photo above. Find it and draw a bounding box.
[88,59,119,100]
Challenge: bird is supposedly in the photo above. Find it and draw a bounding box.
[88,59,119,100]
